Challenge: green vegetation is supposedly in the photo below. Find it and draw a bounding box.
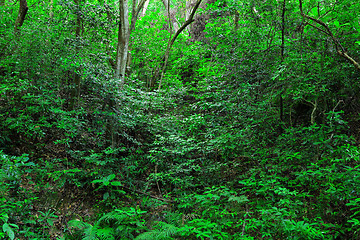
[1,0,360,239]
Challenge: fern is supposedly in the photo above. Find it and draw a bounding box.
[68,219,92,231]
[98,210,128,226]
[68,220,115,240]
[94,227,115,240]
[135,221,180,240]
[67,208,146,240]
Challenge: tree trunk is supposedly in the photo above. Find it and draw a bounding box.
[115,0,130,87]
[234,11,239,29]
[127,0,147,68]
[14,0,28,33]
[185,0,191,32]
[49,0,54,18]
[161,0,179,33]
[141,0,149,17]
[69,0,82,110]
[279,0,286,129]
[157,0,202,90]
[130,0,146,32]
[109,0,145,75]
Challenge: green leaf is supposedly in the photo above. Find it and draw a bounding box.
[228,195,249,204]
[110,181,122,186]
[304,25,310,34]
[91,179,103,184]
[107,174,116,181]
[2,223,15,240]
[348,218,360,226]
[334,20,340,28]
[103,192,110,200]
[340,23,350,27]
[47,219,54,226]
[311,7,317,16]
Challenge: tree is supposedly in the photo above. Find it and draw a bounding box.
[69,0,82,110]
[114,0,148,86]
[115,0,130,87]
[161,0,179,32]
[14,0,28,33]
[127,0,147,68]
[141,0,150,17]
[130,0,147,32]
[298,0,360,72]
[157,0,203,90]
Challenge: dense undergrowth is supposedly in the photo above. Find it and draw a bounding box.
[1,0,360,239]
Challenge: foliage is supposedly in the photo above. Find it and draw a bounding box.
[67,207,147,240]
[1,0,360,239]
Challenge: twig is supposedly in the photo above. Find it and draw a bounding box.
[298,0,360,72]
[332,100,343,112]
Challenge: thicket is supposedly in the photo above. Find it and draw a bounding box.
[1,0,360,239]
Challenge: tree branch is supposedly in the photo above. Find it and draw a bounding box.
[298,0,360,72]
[14,0,28,33]
[130,0,147,32]
[157,0,202,90]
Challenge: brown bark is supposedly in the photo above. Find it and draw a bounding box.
[298,0,360,72]
[188,0,215,42]
[14,0,28,32]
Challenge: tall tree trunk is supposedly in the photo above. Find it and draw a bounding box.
[157,0,202,90]
[162,0,179,33]
[130,0,146,32]
[185,0,192,32]
[127,0,147,68]
[141,0,149,17]
[49,0,54,18]
[234,11,239,29]
[279,0,286,131]
[108,0,145,74]
[115,0,130,87]
[69,0,82,110]
[14,0,28,33]
[280,0,285,62]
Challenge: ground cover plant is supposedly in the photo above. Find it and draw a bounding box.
[1,0,360,239]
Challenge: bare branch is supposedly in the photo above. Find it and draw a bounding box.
[298,0,360,72]
[157,0,203,90]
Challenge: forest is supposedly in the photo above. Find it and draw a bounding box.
[1,0,360,239]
